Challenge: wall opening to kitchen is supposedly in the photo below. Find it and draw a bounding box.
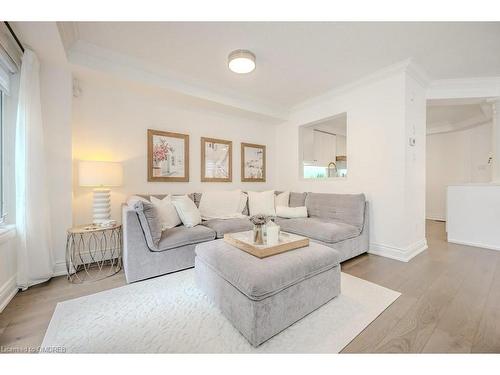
[298,112,347,180]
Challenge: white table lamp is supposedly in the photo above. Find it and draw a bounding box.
[79,161,123,224]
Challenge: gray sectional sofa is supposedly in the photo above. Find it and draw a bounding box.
[122,192,369,283]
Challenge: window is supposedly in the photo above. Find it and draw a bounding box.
[0,22,22,226]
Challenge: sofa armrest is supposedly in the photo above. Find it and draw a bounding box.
[122,204,151,282]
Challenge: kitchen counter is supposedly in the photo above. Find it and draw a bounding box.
[447,184,500,251]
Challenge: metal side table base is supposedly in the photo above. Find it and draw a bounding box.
[65,224,122,283]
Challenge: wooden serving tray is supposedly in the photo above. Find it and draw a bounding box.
[223,231,309,258]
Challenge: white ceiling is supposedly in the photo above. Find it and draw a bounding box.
[68,22,500,110]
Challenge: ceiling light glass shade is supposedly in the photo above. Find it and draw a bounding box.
[228,50,256,74]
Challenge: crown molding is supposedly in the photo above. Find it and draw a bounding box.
[427,76,500,100]
[427,114,491,135]
[406,59,431,87]
[290,59,430,114]
[61,27,432,122]
[65,40,288,121]
[55,23,500,121]
[57,22,79,53]
[480,102,493,118]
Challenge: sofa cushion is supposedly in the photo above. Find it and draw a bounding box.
[305,193,366,230]
[195,239,340,301]
[201,218,253,238]
[277,217,361,243]
[153,225,216,252]
[134,201,162,248]
[289,192,307,207]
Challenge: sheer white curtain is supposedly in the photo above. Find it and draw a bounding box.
[15,49,54,289]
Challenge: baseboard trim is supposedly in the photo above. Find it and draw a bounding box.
[369,238,428,262]
[447,238,500,252]
[53,261,68,277]
[0,275,18,313]
[0,225,16,245]
[52,248,117,278]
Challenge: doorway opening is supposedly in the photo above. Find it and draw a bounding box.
[425,97,493,222]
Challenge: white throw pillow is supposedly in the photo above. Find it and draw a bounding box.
[276,206,308,219]
[199,190,246,220]
[150,195,182,230]
[275,191,290,208]
[126,195,149,207]
[248,190,276,216]
[171,195,201,228]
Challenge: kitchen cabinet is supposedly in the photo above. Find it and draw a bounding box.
[303,128,337,166]
[313,130,336,167]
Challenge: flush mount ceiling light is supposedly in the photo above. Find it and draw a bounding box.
[228,49,256,74]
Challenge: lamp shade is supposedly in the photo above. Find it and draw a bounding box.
[79,161,123,187]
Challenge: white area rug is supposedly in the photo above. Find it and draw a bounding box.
[42,269,400,353]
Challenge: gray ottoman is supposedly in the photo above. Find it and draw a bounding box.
[195,238,341,347]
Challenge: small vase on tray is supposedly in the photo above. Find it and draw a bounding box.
[250,214,269,245]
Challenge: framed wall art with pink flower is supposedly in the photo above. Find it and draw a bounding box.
[147,129,189,182]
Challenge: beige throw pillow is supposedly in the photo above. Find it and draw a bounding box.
[171,195,202,228]
[150,195,182,230]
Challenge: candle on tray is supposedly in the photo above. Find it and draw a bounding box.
[266,221,280,246]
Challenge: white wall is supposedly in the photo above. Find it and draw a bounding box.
[276,70,427,261]
[403,74,427,249]
[426,122,492,220]
[72,70,277,226]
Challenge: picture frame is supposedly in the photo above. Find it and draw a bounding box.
[201,137,232,182]
[147,129,189,182]
[241,142,266,182]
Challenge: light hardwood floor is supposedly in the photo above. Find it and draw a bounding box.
[1,220,499,353]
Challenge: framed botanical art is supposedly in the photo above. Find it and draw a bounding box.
[241,142,266,182]
[148,129,189,182]
[201,137,232,182]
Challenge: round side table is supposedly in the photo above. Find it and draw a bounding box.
[65,224,122,283]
